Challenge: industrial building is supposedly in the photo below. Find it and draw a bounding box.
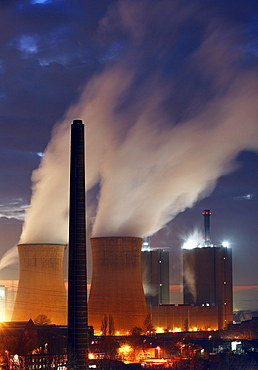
[149,210,233,332]
[183,210,233,329]
[149,304,219,331]
[141,248,170,306]
[183,244,233,329]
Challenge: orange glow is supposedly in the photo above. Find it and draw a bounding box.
[156,327,164,333]
[174,327,182,332]
[118,344,133,361]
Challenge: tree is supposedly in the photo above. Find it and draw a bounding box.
[108,315,115,336]
[143,313,154,335]
[100,315,115,336]
[131,326,143,336]
[101,315,108,336]
[34,314,51,325]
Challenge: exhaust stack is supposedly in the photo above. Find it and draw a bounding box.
[67,119,88,368]
[202,210,211,246]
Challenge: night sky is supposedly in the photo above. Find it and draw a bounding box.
[0,0,258,312]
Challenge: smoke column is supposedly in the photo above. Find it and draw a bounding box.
[18,0,258,244]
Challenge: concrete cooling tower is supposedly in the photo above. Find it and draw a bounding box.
[88,236,148,335]
[12,243,67,325]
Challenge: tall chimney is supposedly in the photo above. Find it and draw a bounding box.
[67,120,88,369]
[202,210,211,246]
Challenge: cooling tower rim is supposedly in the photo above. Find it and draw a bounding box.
[90,236,143,240]
[17,243,67,246]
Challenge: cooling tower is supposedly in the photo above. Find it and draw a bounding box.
[88,236,148,335]
[12,243,67,325]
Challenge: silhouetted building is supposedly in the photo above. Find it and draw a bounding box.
[0,319,38,355]
[141,249,170,306]
[183,210,233,330]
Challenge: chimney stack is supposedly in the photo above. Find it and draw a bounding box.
[202,210,211,246]
[67,120,88,369]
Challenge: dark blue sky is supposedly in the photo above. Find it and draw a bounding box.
[0,0,258,311]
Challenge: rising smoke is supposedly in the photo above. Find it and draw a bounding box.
[19,0,258,244]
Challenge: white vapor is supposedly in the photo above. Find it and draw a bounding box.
[19,0,258,244]
[0,246,18,271]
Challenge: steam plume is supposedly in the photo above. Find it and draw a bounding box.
[19,0,258,243]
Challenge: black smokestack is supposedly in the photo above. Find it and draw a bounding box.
[202,209,211,246]
[67,120,88,369]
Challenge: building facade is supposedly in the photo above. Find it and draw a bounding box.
[183,245,233,329]
[141,249,170,306]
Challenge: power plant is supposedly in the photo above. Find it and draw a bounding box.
[10,120,233,355]
[88,236,148,335]
[12,243,67,325]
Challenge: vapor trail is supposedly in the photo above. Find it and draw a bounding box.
[19,0,258,244]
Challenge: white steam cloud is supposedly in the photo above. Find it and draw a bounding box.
[19,0,258,244]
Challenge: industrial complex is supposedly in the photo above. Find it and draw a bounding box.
[3,120,245,369]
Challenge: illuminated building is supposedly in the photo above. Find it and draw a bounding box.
[12,243,67,324]
[88,236,148,335]
[0,285,6,321]
[183,210,233,329]
[149,304,219,332]
[141,249,170,306]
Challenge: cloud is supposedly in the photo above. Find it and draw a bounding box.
[18,0,258,244]
[234,193,254,201]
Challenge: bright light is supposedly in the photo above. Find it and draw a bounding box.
[120,345,131,352]
[181,229,203,249]
[174,327,182,332]
[156,327,164,333]
[118,345,133,361]
[222,241,229,247]
[88,353,95,360]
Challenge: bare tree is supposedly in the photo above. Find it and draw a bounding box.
[34,314,51,325]
[101,315,108,336]
[108,315,115,336]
